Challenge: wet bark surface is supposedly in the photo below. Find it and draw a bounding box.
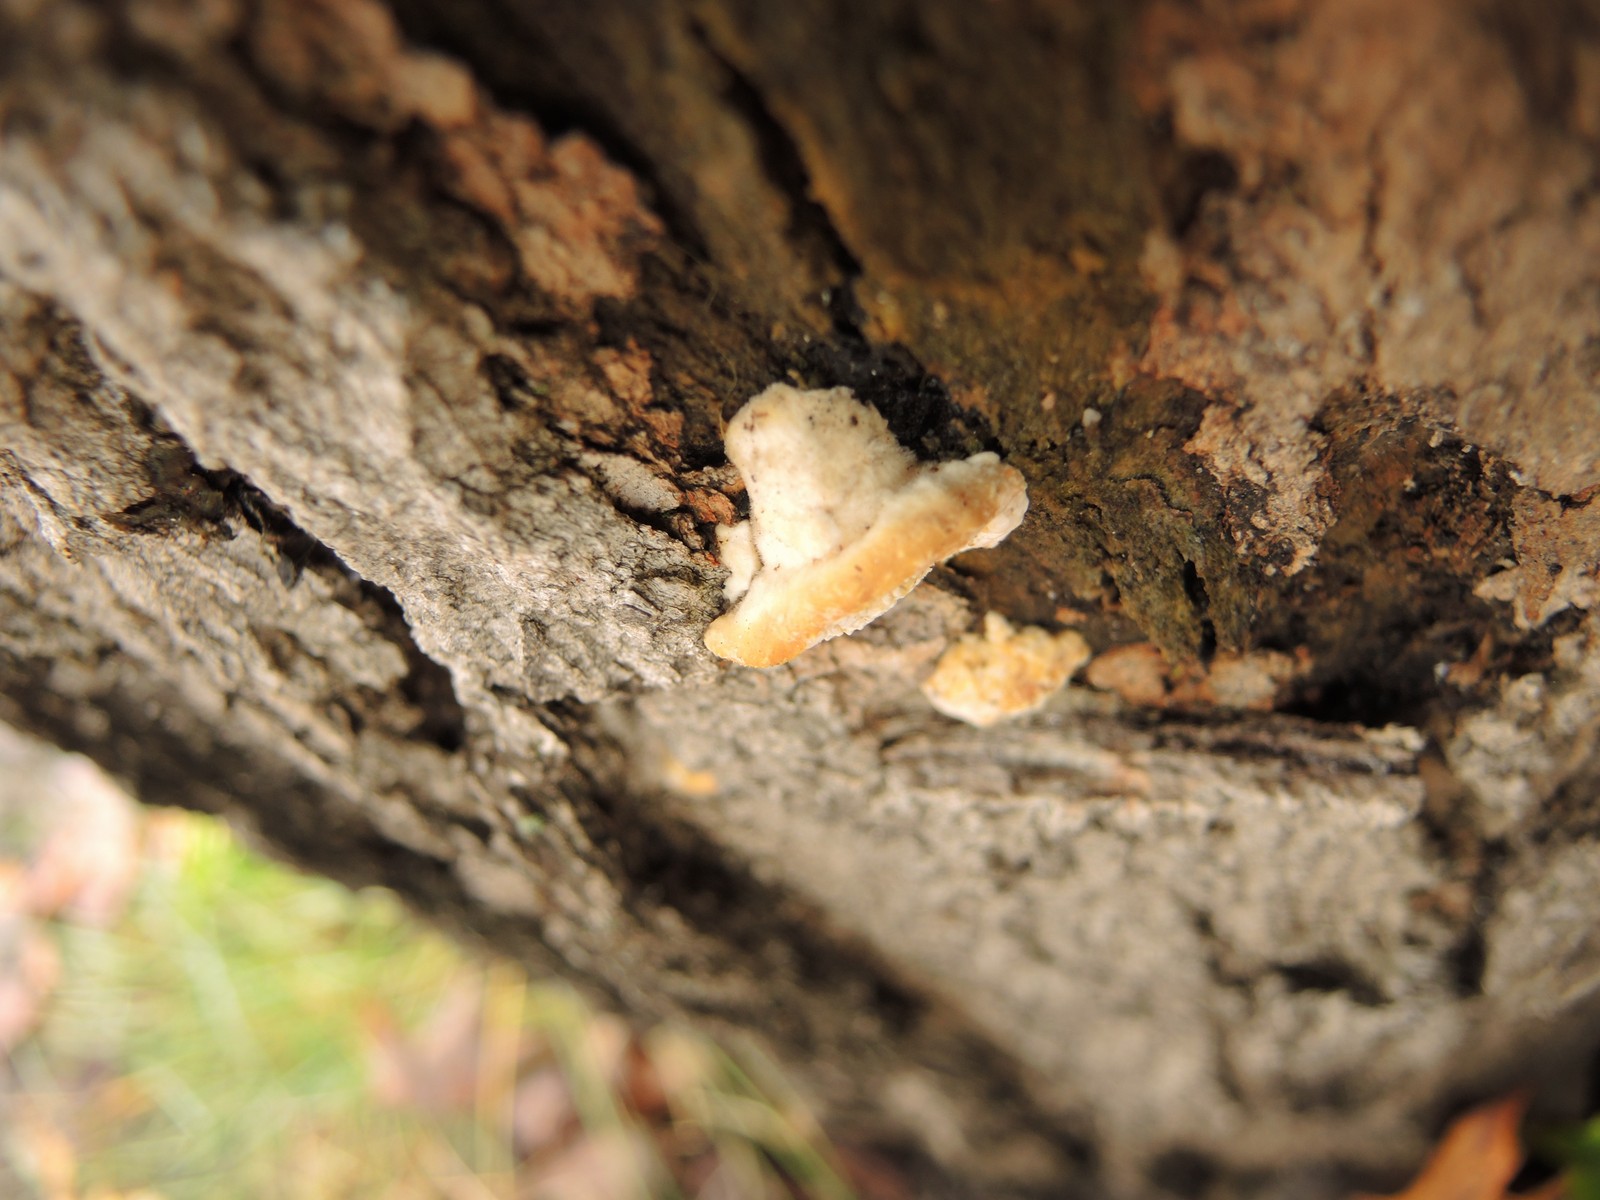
[3,1,1600,1196]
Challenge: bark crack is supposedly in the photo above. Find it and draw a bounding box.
[686,16,864,303]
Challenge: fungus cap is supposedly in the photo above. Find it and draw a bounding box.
[703,384,1028,668]
[921,612,1091,726]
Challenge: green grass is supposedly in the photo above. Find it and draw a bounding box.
[1539,1120,1600,1200]
[8,815,465,1198]
[1,806,858,1200]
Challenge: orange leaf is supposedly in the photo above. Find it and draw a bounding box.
[1357,1093,1560,1200]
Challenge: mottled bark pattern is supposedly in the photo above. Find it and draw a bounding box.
[3,2,1600,1197]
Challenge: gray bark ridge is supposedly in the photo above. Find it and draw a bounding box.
[4,4,1600,1198]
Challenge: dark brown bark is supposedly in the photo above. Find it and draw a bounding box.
[4,1,1600,1196]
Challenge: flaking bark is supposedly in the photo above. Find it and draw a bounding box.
[4,2,1600,1197]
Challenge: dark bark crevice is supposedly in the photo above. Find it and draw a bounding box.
[682,14,864,288]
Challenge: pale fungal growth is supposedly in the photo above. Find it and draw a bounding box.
[921,612,1091,726]
[703,384,1029,668]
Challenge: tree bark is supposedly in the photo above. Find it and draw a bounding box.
[4,1,1600,1196]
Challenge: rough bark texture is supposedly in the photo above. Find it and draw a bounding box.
[4,1,1600,1196]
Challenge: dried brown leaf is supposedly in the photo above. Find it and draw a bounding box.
[1356,1093,1562,1200]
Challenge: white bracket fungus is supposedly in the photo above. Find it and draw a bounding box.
[921,611,1091,726]
[703,383,1028,668]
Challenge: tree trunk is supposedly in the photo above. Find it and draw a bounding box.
[4,1,1600,1195]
